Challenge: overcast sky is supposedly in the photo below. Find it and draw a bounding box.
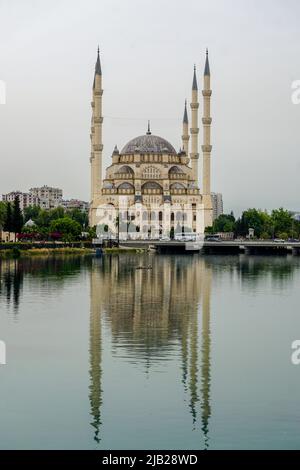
[0,0,299,214]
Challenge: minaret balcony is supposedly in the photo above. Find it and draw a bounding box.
[94,117,103,124]
[202,145,212,152]
[93,144,103,151]
[202,90,212,97]
[202,118,212,125]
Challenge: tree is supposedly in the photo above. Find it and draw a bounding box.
[271,208,293,237]
[49,217,82,241]
[0,201,7,230]
[23,205,40,223]
[12,196,24,239]
[49,207,65,222]
[212,214,236,233]
[68,208,89,227]
[236,209,272,238]
[36,209,52,228]
[3,202,13,234]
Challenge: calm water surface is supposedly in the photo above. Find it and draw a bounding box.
[0,253,300,450]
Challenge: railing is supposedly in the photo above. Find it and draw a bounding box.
[114,173,134,179]
[170,188,187,195]
[118,189,135,195]
[142,189,163,195]
[102,188,117,195]
[169,173,187,179]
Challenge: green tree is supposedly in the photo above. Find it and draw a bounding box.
[271,208,293,237]
[49,217,82,241]
[23,205,41,223]
[212,214,236,233]
[12,196,24,240]
[236,209,272,238]
[36,209,52,228]
[4,202,13,234]
[0,201,7,230]
[49,207,65,222]
[68,208,89,228]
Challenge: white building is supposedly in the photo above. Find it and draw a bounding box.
[211,192,223,221]
[29,185,63,210]
[62,199,89,212]
[2,191,39,211]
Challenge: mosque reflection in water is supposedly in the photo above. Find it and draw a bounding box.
[1,254,294,448]
[89,255,212,448]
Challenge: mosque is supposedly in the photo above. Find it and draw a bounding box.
[89,48,213,237]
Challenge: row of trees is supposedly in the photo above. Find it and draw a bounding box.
[0,198,23,237]
[0,197,93,242]
[207,208,300,240]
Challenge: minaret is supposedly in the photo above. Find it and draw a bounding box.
[182,100,189,156]
[190,66,199,184]
[90,47,103,226]
[202,49,213,227]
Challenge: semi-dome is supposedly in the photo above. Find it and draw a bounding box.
[121,134,177,155]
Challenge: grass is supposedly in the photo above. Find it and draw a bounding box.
[103,247,147,254]
[0,247,94,258]
[0,246,147,258]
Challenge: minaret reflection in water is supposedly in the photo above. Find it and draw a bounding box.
[88,254,212,448]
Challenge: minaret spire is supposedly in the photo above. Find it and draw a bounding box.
[190,65,199,184]
[90,47,104,226]
[192,64,198,90]
[202,49,213,227]
[95,46,102,75]
[204,48,210,76]
[182,100,190,156]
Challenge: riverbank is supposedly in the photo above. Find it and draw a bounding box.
[0,246,148,258]
[0,247,94,258]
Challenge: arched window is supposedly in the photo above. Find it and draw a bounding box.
[118,182,135,191]
[169,166,184,175]
[170,182,186,190]
[117,165,134,175]
[142,182,163,194]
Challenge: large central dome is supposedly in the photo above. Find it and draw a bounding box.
[121,133,177,155]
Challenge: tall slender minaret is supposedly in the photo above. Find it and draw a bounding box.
[90,47,103,226]
[182,100,189,156]
[202,49,213,227]
[190,66,199,184]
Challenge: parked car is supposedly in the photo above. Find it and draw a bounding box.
[273,238,286,243]
[205,236,221,242]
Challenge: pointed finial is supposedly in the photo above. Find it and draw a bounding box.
[146,120,151,135]
[95,46,102,75]
[192,65,198,90]
[183,99,188,124]
[204,49,210,76]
